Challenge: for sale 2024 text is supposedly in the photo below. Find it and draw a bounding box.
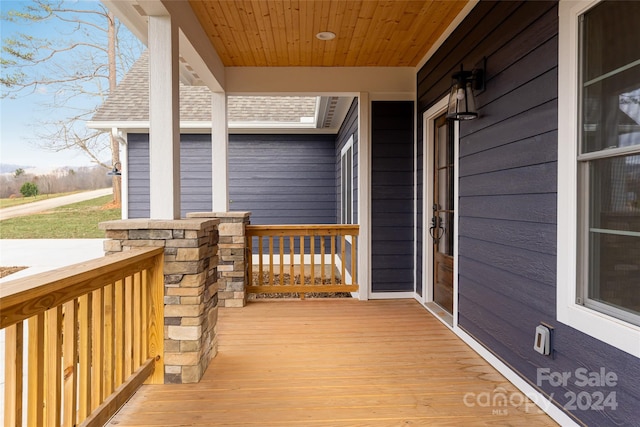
[537,367,618,411]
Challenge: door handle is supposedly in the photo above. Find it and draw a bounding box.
[429,216,444,244]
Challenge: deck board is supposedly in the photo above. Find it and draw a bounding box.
[108,299,558,426]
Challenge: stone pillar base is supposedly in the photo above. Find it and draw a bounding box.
[100,218,220,383]
[187,212,250,308]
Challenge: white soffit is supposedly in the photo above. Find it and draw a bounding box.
[225,67,415,94]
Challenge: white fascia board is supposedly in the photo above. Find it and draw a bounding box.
[415,0,480,71]
[229,122,317,129]
[161,0,225,92]
[226,67,415,94]
[87,121,150,130]
[87,120,343,135]
[227,127,340,135]
[89,120,211,129]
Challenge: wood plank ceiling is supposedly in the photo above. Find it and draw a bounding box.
[188,1,468,67]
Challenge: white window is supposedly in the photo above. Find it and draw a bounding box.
[558,0,640,356]
[341,135,354,225]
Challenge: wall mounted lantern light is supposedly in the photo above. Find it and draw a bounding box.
[446,60,485,121]
[107,161,122,176]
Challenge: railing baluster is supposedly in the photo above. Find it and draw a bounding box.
[91,288,103,411]
[330,235,336,285]
[289,235,294,286]
[45,306,63,426]
[125,275,134,380]
[321,236,326,283]
[28,313,45,427]
[104,282,115,397]
[113,280,125,389]
[63,299,78,427]
[341,235,346,285]
[258,236,263,286]
[133,272,142,369]
[140,271,148,369]
[269,236,274,285]
[299,235,305,298]
[247,239,253,288]
[4,322,23,427]
[310,235,315,285]
[279,236,284,286]
[146,251,165,384]
[352,235,357,285]
[78,293,92,420]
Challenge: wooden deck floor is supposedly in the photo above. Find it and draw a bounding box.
[108,299,558,426]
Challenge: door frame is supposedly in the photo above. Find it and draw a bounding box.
[421,96,460,328]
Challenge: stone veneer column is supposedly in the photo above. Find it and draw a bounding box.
[99,218,220,384]
[187,212,250,308]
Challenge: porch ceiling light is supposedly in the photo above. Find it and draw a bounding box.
[316,31,336,41]
[446,61,485,121]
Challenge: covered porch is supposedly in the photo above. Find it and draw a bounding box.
[109,299,556,426]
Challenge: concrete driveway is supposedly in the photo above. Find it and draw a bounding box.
[0,187,112,220]
[0,239,106,281]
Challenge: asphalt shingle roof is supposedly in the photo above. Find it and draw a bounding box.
[92,51,317,124]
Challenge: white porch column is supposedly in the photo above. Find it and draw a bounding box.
[357,92,370,300]
[211,92,229,211]
[148,15,180,219]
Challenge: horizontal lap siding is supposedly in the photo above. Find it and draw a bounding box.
[127,133,212,218]
[336,99,359,225]
[371,101,414,292]
[335,99,359,277]
[128,134,336,225]
[417,2,639,425]
[229,134,336,225]
[127,135,150,219]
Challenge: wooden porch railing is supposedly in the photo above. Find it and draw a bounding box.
[246,225,359,298]
[1,247,164,427]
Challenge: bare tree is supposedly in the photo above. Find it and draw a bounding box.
[1,0,142,205]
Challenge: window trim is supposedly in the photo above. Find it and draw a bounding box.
[557,0,640,357]
[340,135,354,226]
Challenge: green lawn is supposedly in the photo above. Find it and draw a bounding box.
[0,191,80,209]
[0,195,121,238]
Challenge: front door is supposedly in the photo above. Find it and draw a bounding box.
[430,113,454,314]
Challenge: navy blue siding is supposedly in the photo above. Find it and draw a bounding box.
[228,134,336,225]
[128,133,336,223]
[127,133,212,218]
[127,134,150,219]
[336,98,359,225]
[335,99,359,275]
[417,2,640,425]
[371,101,414,293]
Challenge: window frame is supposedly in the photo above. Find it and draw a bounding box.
[340,135,354,226]
[558,0,640,357]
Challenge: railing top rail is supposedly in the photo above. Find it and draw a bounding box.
[0,247,163,329]
[246,224,359,237]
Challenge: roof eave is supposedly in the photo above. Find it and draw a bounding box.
[87,120,343,135]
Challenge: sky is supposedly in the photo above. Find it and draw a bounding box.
[0,0,142,172]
